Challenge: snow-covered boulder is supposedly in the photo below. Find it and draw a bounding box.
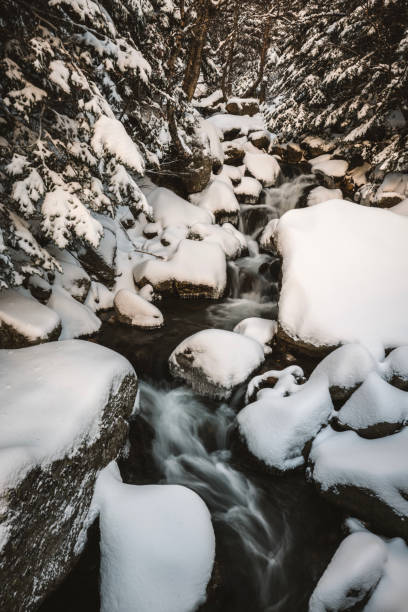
[0,341,137,611]
[222,136,247,164]
[301,136,336,158]
[234,176,263,204]
[189,177,240,225]
[169,329,265,399]
[217,163,244,186]
[189,222,247,260]
[0,288,61,348]
[114,289,163,328]
[276,200,408,359]
[309,526,408,612]
[226,97,259,117]
[94,463,215,612]
[248,130,272,151]
[133,239,227,300]
[244,143,282,187]
[311,157,349,189]
[207,113,265,141]
[308,426,408,540]
[374,173,408,208]
[307,186,342,206]
[234,317,277,354]
[147,186,213,228]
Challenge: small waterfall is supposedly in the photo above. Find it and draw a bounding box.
[139,382,292,611]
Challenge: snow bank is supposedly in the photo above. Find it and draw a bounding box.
[147,186,213,228]
[0,340,135,490]
[307,186,342,206]
[233,317,277,354]
[113,289,163,328]
[48,286,101,340]
[94,462,215,612]
[0,288,60,345]
[277,200,408,359]
[244,143,281,187]
[169,328,265,399]
[133,239,227,300]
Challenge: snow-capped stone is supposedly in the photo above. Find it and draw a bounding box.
[244,143,282,187]
[113,289,163,328]
[94,462,215,612]
[276,200,408,359]
[234,317,277,354]
[311,158,349,188]
[169,328,265,399]
[48,286,101,340]
[234,176,263,204]
[309,530,388,612]
[133,239,227,300]
[307,186,343,206]
[301,136,336,158]
[248,130,272,151]
[207,113,265,141]
[374,173,408,208]
[189,222,247,260]
[308,426,408,539]
[0,288,61,348]
[259,218,279,252]
[189,177,240,225]
[226,97,259,117]
[218,163,245,186]
[0,340,137,612]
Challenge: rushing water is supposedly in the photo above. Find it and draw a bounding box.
[40,172,344,612]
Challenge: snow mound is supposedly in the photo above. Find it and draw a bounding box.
[0,340,135,490]
[307,186,342,206]
[233,317,277,354]
[169,328,265,399]
[0,288,61,346]
[133,239,227,300]
[114,289,163,328]
[277,200,408,359]
[234,176,263,203]
[244,143,281,187]
[94,462,215,612]
[48,286,101,340]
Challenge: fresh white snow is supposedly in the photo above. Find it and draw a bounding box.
[113,289,163,328]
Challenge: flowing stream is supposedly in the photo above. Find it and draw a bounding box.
[40,172,344,612]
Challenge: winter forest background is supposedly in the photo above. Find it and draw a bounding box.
[1,1,408,612]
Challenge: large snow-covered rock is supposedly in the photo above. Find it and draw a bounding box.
[189,222,247,260]
[169,329,265,399]
[114,289,163,328]
[308,426,408,539]
[233,317,277,354]
[0,288,61,348]
[244,143,282,187]
[189,177,240,225]
[0,340,137,611]
[309,525,408,612]
[94,463,215,612]
[276,200,408,359]
[207,112,265,141]
[234,176,263,204]
[375,173,408,208]
[133,239,227,300]
[307,186,342,207]
[147,186,213,228]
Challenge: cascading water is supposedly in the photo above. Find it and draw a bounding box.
[138,382,291,611]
